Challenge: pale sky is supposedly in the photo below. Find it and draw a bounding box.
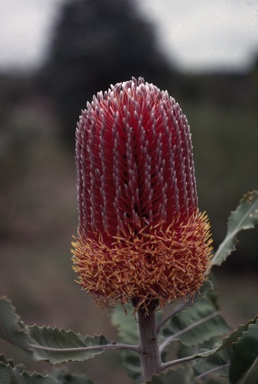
[0,0,258,72]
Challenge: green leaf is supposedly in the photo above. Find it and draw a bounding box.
[0,354,25,373]
[121,351,142,383]
[237,357,258,384]
[0,296,32,355]
[157,280,214,335]
[111,304,141,382]
[111,303,138,344]
[177,338,215,360]
[194,349,230,380]
[50,367,95,384]
[183,315,258,383]
[148,365,195,384]
[0,297,113,364]
[199,377,229,384]
[160,296,230,351]
[27,326,110,364]
[211,191,258,266]
[218,316,258,352]
[0,362,56,384]
[229,321,258,384]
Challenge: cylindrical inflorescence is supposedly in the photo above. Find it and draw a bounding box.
[72,77,212,311]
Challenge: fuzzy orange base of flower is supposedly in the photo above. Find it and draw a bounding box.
[72,211,212,311]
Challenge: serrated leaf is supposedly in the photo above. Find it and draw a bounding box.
[0,354,15,367]
[160,296,230,351]
[148,365,194,384]
[229,321,258,384]
[27,325,110,364]
[217,316,258,352]
[0,296,32,355]
[0,297,113,364]
[184,315,258,382]
[0,354,26,372]
[0,362,56,384]
[211,191,258,266]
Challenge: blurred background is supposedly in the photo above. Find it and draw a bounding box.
[0,0,258,382]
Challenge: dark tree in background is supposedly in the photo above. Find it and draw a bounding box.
[39,0,175,144]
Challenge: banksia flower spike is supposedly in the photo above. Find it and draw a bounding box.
[72,77,212,312]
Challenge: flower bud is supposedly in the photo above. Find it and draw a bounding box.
[72,77,212,311]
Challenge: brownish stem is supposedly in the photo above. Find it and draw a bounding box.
[137,306,161,382]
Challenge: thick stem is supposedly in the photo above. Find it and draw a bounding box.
[137,306,161,382]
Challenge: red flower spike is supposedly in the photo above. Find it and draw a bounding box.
[72,77,212,312]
